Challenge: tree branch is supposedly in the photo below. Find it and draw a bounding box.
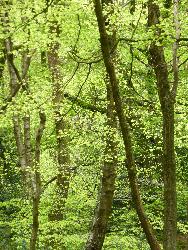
[35,111,46,163]
[42,176,57,192]
[171,0,180,98]
[64,92,106,114]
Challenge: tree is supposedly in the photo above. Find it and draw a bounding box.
[0,0,188,249]
[47,7,71,222]
[2,2,46,249]
[93,0,161,249]
[148,1,180,249]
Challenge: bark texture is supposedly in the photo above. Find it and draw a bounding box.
[30,112,46,250]
[48,24,70,221]
[148,1,178,249]
[6,49,43,250]
[0,45,5,81]
[3,6,45,248]
[85,1,117,249]
[85,82,117,250]
[93,0,161,249]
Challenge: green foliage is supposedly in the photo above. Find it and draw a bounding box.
[0,0,188,249]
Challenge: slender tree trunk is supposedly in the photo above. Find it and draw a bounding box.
[162,101,176,250]
[0,5,5,80]
[13,116,29,184]
[4,12,43,250]
[5,37,31,189]
[30,112,46,250]
[86,1,117,249]
[148,1,179,249]
[0,46,5,81]
[85,82,117,250]
[48,24,70,221]
[0,1,7,83]
[7,55,43,250]
[30,197,40,250]
[93,1,161,249]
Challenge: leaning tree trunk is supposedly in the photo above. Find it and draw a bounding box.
[93,1,161,249]
[148,1,179,249]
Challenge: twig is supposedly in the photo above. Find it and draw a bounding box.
[35,111,46,163]
[62,63,92,117]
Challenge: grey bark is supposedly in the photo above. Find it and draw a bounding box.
[3,6,44,249]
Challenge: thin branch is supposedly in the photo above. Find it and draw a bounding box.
[47,64,92,140]
[69,51,103,65]
[0,84,21,112]
[64,92,106,114]
[128,45,134,87]
[177,37,188,42]
[35,111,46,163]
[130,3,144,39]
[72,14,82,52]
[42,176,57,192]
[0,33,33,113]
[62,62,80,91]
[12,0,55,35]
[171,0,180,98]
[179,57,188,69]
[134,54,148,67]
[62,63,92,117]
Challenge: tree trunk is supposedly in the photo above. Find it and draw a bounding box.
[6,50,41,250]
[5,37,31,189]
[30,111,46,250]
[148,2,178,249]
[4,12,43,249]
[85,82,117,250]
[93,1,161,249]
[30,197,40,250]
[47,24,70,221]
[86,1,117,249]
[0,45,5,81]
[162,101,176,250]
